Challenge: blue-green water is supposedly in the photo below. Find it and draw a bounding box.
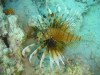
[2,0,100,75]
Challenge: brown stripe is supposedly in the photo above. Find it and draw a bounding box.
[67,32,69,41]
[35,44,45,54]
[70,34,74,42]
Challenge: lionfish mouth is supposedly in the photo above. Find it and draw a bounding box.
[22,6,81,69]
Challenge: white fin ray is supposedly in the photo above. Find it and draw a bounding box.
[47,8,52,15]
[58,6,61,12]
[55,49,65,65]
[22,43,35,56]
[49,50,54,69]
[50,56,54,70]
[29,49,37,63]
[54,52,60,66]
[40,48,49,68]
[29,44,44,63]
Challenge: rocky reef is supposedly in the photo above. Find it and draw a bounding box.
[0,5,25,75]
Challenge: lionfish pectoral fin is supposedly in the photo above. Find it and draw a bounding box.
[22,43,36,56]
[22,41,40,56]
[29,44,45,63]
[55,48,65,65]
[49,50,54,69]
[54,55,60,66]
[40,47,49,68]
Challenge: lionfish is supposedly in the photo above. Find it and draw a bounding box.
[22,6,81,69]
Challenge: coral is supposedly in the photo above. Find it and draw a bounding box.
[3,8,15,15]
[0,39,12,56]
[22,7,81,69]
[0,6,26,52]
[7,15,26,53]
[28,15,39,27]
[0,5,25,75]
[22,55,93,75]
[1,55,23,75]
[0,6,8,37]
[0,39,7,50]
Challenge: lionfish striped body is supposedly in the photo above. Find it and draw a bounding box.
[22,7,81,69]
